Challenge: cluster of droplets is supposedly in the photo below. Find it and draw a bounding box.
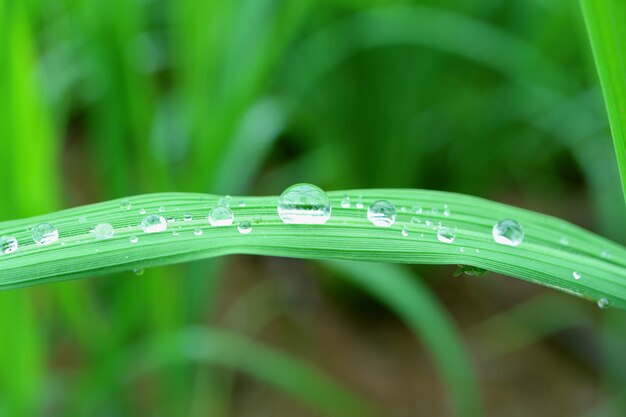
[1,185,618,310]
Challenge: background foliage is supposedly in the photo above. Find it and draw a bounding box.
[1,0,625,416]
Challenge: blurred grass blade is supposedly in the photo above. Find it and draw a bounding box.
[129,327,380,417]
[323,260,483,417]
[1,190,626,308]
[580,0,626,204]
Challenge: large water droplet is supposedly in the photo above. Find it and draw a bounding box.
[209,206,234,226]
[572,271,581,280]
[0,236,18,255]
[120,200,131,210]
[492,219,524,247]
[367,200,396,227]
[597,297,609,309]
[277,183,331,224]
[141,214,167,233]
[93,223,115,239]
[437,226,456,243]
[238,221,252,234]
[32,223,59,245]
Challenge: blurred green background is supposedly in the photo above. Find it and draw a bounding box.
[1,0,626,416]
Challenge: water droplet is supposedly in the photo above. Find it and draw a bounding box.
[218,195,232,206]
[141,214,167,233]
[166,217,175,223]
[209,206,234,226]
[431,208,439,215]
[238,221,252,234]
[139,208,147,215]
[401,207,407,212]
[0,236,18,255]
[78,216,87,224]
[437,226,456,243]
[183,212,193,222]
[572,271,581,280]
[32,223,59,245]
[277,183,332,224]
[238,200,246,207]
[172,231,179,236]
[601,250,612,259]
[355,196,364,209]
[410,217,421,224]
[597,297,609,309]
[443,208,451,217]
[401,226,409,237]
[459,247,465,253]
[492,219,524,247]
[341,195,351,208]
[413,205,423,214]
[367,200,396,227]
[158,206,165,213]
[425,219,433,227]
[133,268,144,276]
[194,228,203,236]
[130,236,139,243]
[560,237,569,245]
[93,223,114,239]
[120,200,131,210]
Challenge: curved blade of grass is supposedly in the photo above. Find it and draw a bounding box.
[127,327,380,417]
[1,190,625,308]
[580,0,626,205]
[323,260,483,417]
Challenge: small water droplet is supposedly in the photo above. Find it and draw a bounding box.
[401,206,407,212]
[401,226,409,237]
[32,223,59,245]
[431,208,439,215]
[166,217,175,223]
[410,217,421,224]
[141,214,167,233]
[560,237,569,245]
[172,231,179,236]
[601,250,612,259]
[133,268,144,276]
[238,221,252,234]
[218,195,232,206]
[437,226,455,243]
[130,236,139,243]
[93,223,114,239]
[78,216,87,224]
[492,219,524,247]
[120,200,132,210]
[209,206,234,226]
[277,183,332,224]
[139,208,147,215]
[597,297,609,309]
[158,206,166,213]
[194,228,203,236]
[341,195,350,208]
[459,247,465,253]
[367,200,396,227]
[355,196,364,209]
[413,206,423,214]
[238,200,246,207]
[443,208,451,217]
[425,219,433,227]
[475,249,480,254]
[183,212,193,222]
[572,271,581,280]
[0,236,18,255]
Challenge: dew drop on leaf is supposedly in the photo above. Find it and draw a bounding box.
[492,219,524,247]
[341,195,350,208]
[597,297,609,309]
[32,223,59,245]
[93,223,114,239]
[437,226,455,243]
[277,183,331,225]
[572,271,581,280]
[238,221,252,234]
[120,200,131,210]
[141,214,167,233]
[209,206,234,226]
[183,212,193,222]
[0,236,18,255]
[367,200,396,227]
[130,236,139,243]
